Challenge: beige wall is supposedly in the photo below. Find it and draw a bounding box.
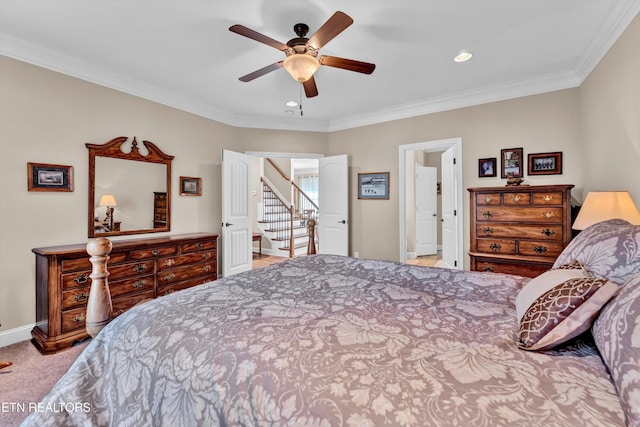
[580,12,640,203]
[1,14,638,341]
[0,56,328,335]
[328,90,584,261]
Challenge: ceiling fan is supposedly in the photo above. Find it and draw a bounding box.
[229,11,376,98]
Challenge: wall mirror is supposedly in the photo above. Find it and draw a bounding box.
[87,136,174,238]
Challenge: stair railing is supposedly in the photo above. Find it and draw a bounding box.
[265,158,319,248]
[261,177,295,258]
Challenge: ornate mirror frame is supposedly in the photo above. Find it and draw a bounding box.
[87,136,174,238]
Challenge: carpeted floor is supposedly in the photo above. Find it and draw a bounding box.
[0,339,88,427]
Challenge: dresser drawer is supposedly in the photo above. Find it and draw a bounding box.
[112,290,155,317]
[61,307,88,333]
[476,207,564,223]
[518,241,564,258]
[157,250,215,270]
[533,192,564,205]
[475,193,501,206]
[108,260,154,279]
[157,274,216,297]
[502,193,531,205]
[61,286,91,309]
[474,260,549,278]
[476,224,564,240]
[181,240,216,253]
[130,245,177,260]
[109,275,154,299]
[157,261,216,286]
[61,270,92,290]
[61,253,127,272]
[476,239,516,255]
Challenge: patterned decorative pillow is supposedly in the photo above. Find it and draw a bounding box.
[553,219,640,285]
[517,271,619,351]
[592,272,640,426]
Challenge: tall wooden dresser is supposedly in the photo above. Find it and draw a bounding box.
[468,185,574,278]
[32,233,218,354]
[153,192,168,228]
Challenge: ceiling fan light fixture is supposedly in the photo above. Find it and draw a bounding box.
[283,54,320,82]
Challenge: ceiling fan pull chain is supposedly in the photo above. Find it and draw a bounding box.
[299,85,304,116]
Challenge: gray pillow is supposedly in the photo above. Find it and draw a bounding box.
[553,219,640,285]
[592,272,640,426]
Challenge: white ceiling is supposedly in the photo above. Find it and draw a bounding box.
[1,1,638,132]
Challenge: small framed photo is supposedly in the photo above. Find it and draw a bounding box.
[500,147,523,178]
[180,176,202,196]
[528,152,562,175]
[27,162,74,192]
[358,172,389,200]
[478,157,497,177]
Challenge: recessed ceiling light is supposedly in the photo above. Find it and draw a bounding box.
[286,101,298,107]
[454,51,473,63]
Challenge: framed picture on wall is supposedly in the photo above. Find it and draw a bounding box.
[358,172,389,199]
[528,152,562,175]
[478,157,497,177]
[500,147,523,178]
[180,176,202,196]
[27,162,74,192]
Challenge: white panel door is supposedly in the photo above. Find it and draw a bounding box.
[318,155,349,256]
[221,149,252,277]
[441,146,458,268]
[415,165,438,256]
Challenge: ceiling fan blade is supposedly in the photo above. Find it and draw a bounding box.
[229,24,289,51]
[307,11,353,50]
[319,56,376,74]
[303,76,319,98]
[239,61,284,82]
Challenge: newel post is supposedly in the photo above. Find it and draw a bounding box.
[85,237,113,337]
[307,219,317,255]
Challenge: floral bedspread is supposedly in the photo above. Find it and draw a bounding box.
[23,255,624,426]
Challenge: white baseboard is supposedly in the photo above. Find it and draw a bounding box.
[407,252,417,259]
[0,323,34,347]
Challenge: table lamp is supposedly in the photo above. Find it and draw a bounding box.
[99,194,118,231]
[572,191,640,230]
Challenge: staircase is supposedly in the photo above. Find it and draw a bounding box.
[258,177,318,258]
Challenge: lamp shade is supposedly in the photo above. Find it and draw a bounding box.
[283,54,320,82]
[99,194,117,207]
[572,191,640,230]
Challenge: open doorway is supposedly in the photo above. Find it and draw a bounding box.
[398,138,464,269]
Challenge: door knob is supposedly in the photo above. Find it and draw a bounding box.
[337,220,346,224]
[224,222,234,227]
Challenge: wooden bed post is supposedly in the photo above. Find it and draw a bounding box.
[307,219,317,255]
[85,237,113,337]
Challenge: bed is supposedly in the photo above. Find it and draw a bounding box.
[23,219,640,426]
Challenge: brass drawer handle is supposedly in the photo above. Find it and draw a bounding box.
[133,279,147,289]
[482,266,494,273]
[534,246,548,254]
[484,196,493,203]
[203,264,212,273]
[482,211,493,219]
[163,259,176,267]
[541,228,555,237]
[202,252,212,259]
[151,249,160,256]
[512,195,522,202]
[489,243,502,251]
[542,211,555,220]
[163,272,176,282]
[73,273,90,285]
[74,292,89,303]
[543,195,554,202]
[162,289,175,296]
[73,313,86,322]
[482,227,494,235]
[134,263,147,273]
[196,242,203,249]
